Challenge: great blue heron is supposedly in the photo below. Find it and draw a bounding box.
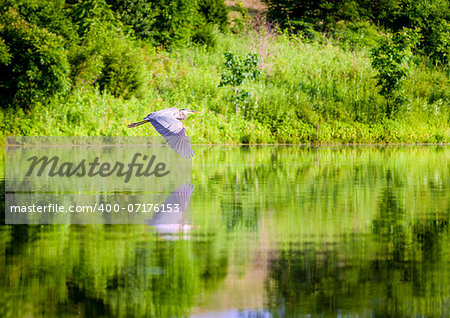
[128,107,199,159]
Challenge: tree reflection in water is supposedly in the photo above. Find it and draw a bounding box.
[1,146,449,317]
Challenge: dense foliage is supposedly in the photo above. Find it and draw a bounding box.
[0,4,71,107]
[0,0,228,108]
[371,28,420,117]
[0,0,448,143]
[219,52,261,115]
[262,0,450,65]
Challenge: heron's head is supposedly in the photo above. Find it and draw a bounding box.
[178,109,199,120]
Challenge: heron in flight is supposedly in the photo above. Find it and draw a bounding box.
[128,107,199,159]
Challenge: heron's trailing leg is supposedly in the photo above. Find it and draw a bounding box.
[127,120,150,128]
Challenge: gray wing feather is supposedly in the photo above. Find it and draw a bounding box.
[144,109,194,159]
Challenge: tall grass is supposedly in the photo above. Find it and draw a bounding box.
[1,30,449,144]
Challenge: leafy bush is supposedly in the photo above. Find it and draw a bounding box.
[389,0,450,65]
[0,37,11,65]
[107,0,157,39]
[371,28,420,117]
[262,0,361,32]
[197,0,228,31]
[263,0,450,64]
[333,21,380,49]
[425,20,449,65]
[97,43,148,99]
[192,24,218,48]
[219,52,262,114]
[109,0,228,47]
[220,52,261,87]
[0,0,78,43]
[192,0,228,47]
[70,0,117,37]
[0,7,71,108]
[149,0,200,47]
[68,1,149,98]
[0,1,448,144]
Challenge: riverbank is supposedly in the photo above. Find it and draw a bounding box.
[1,31,449,144]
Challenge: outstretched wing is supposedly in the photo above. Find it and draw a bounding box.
[145,109,194,159]
[147,183,195,226]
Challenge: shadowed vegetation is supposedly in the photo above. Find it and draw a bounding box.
[0,0,448,143]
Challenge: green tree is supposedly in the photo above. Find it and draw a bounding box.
[219,52,261,115]
[197,0,228,31]
[106,0,157,39]
[262,0,362,33]
[263,0,449,64]
[0,7,71,108]
[371,29,419,118]
[107,0,228,47]
[149,0,200,47]
[192,0,229,47]
[394,0,450,65]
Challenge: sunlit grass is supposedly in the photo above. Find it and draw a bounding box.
[1,32,448,144]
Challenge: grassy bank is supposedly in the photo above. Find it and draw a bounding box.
[1,30,449,144]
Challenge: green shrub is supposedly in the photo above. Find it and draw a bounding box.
[68,1,148,98]
[0,0,78,44]
[262,0,450,64]
[371,28,420,118]
[276,115,315,143]
[192,0,228,48]
[392,0,450,66]
[262,0,361,32]
[0,37,11,65]
[219,52,261,114]
[70,0,117,37]
[97,43,148,99]
[150,0,200,48]
[197,0,228,31]
[333,21,381,49]
[0,7,71,108]
[107,0,157,39]
[192,24,218,48]
[423,20,449,66]
[108,0,228,47]
[0,26,448,145]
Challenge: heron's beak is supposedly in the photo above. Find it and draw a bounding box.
[189,110,200,113]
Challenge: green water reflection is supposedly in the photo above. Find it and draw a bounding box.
[1,146,449,317]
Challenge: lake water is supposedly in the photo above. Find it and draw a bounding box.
[1,145,449,317]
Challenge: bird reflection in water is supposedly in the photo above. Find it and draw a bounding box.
[146,183,196,239]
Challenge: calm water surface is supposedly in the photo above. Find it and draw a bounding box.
[1,146,449,317]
